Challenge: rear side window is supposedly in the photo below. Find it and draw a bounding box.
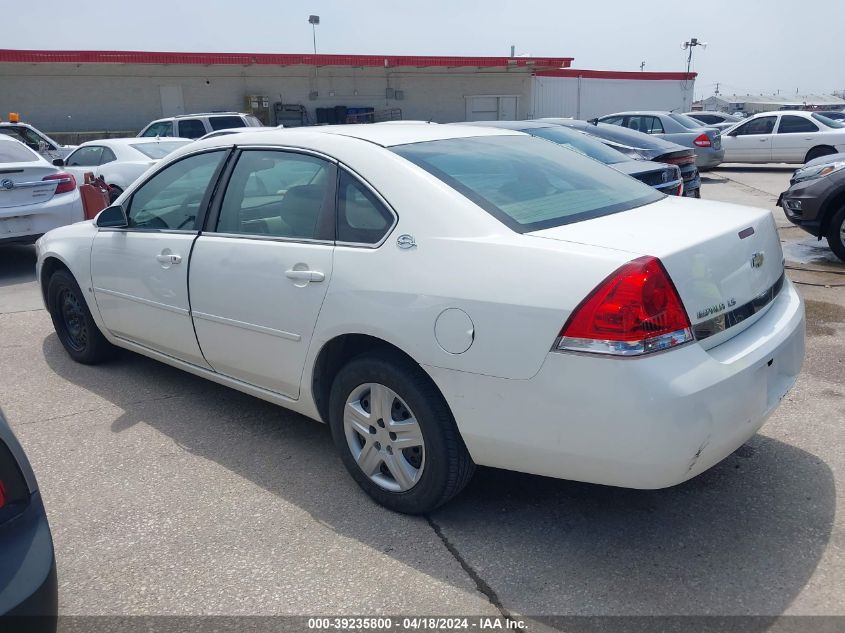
[0,140,39,163]
[628,116,664,134]
[177,119,207,139]
[393,135,661,233]
[691,114,719,124]
[337,170,394,244]
[777,116,818,134]
[209,116,247,131]
[812,113,845,129]
[101,147,117,164]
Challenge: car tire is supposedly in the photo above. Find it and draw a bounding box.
[826,206,845,263]
[328,351,475,514]
[47,269,116,364]
[805,146,837,163]
[108,186,123,204]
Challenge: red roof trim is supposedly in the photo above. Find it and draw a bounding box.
[537,68,696,81]
[0,49,573,69]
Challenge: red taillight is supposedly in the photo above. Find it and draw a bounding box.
[693,133,712,148]
[0,480,6,508]
[43,171,76,194]
[555,256,693,356]
[676,182,684,196]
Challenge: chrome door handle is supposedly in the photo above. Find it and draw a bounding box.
[285,269,325,282]
[156,253,182,264]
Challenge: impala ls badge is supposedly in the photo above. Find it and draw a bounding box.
[1,179,14,190]
[750,251,765,269]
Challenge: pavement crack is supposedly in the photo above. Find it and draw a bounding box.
[426,514,523,628]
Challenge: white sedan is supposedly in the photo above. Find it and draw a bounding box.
[35,125,805,513]
[58,138,191,202]
[721,111,845,164]
[0,135,82,244]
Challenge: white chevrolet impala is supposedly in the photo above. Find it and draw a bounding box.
[35,125,805,513]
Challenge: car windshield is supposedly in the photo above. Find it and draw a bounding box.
[393,135,662,233]
[0,140,40,162]
[525,126,629,165]
[670,113,708,129]
[130,141,192,159]
[812,113,845,129]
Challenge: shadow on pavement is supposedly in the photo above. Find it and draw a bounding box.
[0,244,36,289]
[41,332,835,621]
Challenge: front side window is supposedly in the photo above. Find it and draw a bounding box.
[337,171,394,244]
[126,151,225,231]
[777,116,819,134]
[216,150,333,240]
[177,119,207,139]
[209,116,247,131]
[393,135,662,233]
[600,115,624,126]
[734,116,776,136]
[67,146,103,167]
[140,121,174,137]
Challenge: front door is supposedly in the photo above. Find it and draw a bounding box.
[188,149,337,398]
[723,115,776,162]
[90,149,228,366]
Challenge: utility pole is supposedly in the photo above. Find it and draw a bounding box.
[682,37,707,75]
[640,61,646,72]
[714,82,720,95]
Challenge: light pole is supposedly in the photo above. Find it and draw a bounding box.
[681,37,707,75]
[309,15,320,55]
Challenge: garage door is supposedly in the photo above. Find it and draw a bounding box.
[465,96,518,121]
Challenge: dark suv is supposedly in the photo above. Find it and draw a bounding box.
[779,152,845,261]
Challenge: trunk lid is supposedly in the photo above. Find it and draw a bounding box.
[0,165,58,209]
[529,196,784,348]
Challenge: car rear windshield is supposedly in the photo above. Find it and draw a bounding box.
[525,127,629,165]
[812,113,845,129]
[392,135,662,233]
[0,140,39,163]
[130,141,191,159]
[669,113,708,129]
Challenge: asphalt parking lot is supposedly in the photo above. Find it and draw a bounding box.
[1,165,844,624]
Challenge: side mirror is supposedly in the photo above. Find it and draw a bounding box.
[52,158,64,167]
[96,204,128,228]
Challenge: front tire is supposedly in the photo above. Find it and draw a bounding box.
[47,270,116,364]
[826,206,845,263]
[328,351,474,514]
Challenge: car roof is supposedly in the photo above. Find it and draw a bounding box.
[457,120,554,131]
[78,137,192,147]
[601,111,673,117]
[543,119,687,151]
[192,123,523,149]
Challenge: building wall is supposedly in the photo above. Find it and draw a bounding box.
[0,62,534,133]
[531,75,695,119]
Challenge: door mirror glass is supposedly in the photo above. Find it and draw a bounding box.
[96,204,129,228]
[52,158,65,167]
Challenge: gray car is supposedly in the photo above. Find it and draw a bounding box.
[596,111,725,169]
[457,120,684,195]
[684,111,744,132]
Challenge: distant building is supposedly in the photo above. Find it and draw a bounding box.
[702,93,845,115]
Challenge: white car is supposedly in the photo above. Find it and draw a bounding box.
[138,112,264,140]
[35,125,805,513]
[58,138,192,203]
[721,111,845,164]
[0,135,83,245]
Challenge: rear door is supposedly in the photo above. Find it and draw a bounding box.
[188,148,336,398]
[771,115,820,162]
[90,149,229,365]
[723,116,776,162]
[175,119,208,139]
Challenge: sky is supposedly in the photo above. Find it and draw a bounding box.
[4,0,840,101]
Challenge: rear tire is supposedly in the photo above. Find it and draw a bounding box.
[47,270,116,364]
[826,206,845,263]
[805,146,836,163]
[328,351,474,514]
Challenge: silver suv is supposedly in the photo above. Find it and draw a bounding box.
[138,112,263,139]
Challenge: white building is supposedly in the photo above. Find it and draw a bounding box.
[702,93,845,115]
[0,49,696,134]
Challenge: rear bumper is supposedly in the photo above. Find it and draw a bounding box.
[426,279,804,489]
[0,192,83,241]
[695,148,726,169]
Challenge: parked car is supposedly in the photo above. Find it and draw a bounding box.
[138,112,264,140]
[684,111,744,132]
[458,120,683,195]
[721,111,845,164]
[0,135,83,245]
[596,111,725,169]
[542,118,702,197]
[36,125,804,514]
[0,120,75,161]
[779,152,845,261]
[0,408,58,627]
[56,138,192,202]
